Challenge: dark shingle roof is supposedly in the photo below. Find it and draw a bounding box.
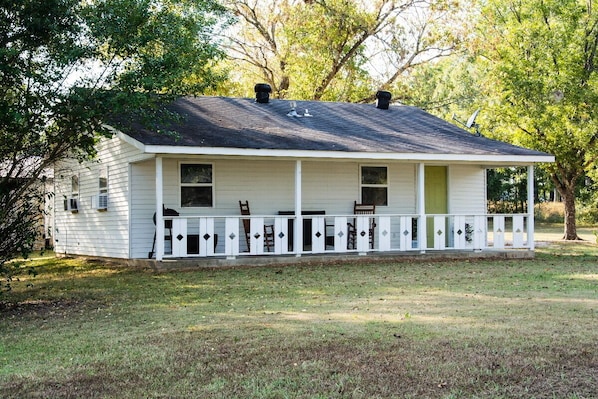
[122,96,549,158]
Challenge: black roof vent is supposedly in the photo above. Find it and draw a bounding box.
[254,83,272,104]
[375,90,392,110]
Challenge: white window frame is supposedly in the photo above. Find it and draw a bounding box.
[179,162,214,208]
[93,166,109,211]
[64,173,80,212]
[99,166,108,195]
[359,165,388,206]
[71,174,79,198]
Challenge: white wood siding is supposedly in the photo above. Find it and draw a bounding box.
[302,162,416,214]
[215,159,296,215]
[302,161,358,214]
[449,165,486,214]
[388,163,417,214]
[160,158,296,215]
[53,136,142,258]
[140,159,419,219]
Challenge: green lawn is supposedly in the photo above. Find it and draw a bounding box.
[534,222,597,242]
[1,241,597,398]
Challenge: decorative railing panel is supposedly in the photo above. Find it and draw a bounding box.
[158,213,532,259]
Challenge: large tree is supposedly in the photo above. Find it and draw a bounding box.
[221,0,464,101]
[474,0,598,240]
[0,0,228,278]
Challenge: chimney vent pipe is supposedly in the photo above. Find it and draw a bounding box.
[375,91,392,110]
[254,83,272,103]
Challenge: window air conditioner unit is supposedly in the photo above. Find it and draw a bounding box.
[95,193,108,211]
[64,198,78,212]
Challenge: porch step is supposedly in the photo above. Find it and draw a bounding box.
[129,250,535,272]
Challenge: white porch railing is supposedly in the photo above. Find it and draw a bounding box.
[158,214,533,259]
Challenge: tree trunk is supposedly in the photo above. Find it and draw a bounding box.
[561,189,580,240]
[277,75,289,99]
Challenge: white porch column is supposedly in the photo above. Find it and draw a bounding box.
[295,160,303,256]
[417,163,426,253]
[155,156,164,261]
[527,165,535,250]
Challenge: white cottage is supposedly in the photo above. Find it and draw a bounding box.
[53,88,554,264]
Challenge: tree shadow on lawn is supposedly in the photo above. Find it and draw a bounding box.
[2,328,597,399]
[2,246,598,398]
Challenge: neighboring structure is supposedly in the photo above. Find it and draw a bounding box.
[39,170,54,250]
[53,88,554,263]
[1,160,54,251]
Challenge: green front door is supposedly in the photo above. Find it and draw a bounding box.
[425,166,448,248]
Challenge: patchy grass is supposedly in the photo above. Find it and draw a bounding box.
[1,244,598,398]
[534,222,597,242]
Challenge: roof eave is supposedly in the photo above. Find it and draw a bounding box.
[142,144,555,165]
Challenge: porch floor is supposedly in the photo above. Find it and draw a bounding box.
[128,249,535,272]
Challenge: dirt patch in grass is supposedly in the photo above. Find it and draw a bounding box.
[2,367,147,399]
[0,299,89,319]
[174,331,597,398]
[7,329,595,399]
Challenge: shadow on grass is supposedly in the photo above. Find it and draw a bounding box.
[2,243,598,398]
[2,321,597,399]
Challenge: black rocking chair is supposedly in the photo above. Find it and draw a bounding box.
[347,201,376,250]
[239,200,275,252]
[148,205,180,258]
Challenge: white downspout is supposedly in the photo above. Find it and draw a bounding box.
[128,163,132,259]
[155,156,164,261]
[527,165,535,251]
[418,163,426,253]
[295,160,302,257]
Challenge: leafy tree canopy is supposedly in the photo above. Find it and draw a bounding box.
[0,0,229,281]
[401,0,598,239]
[474,0,598,239]
[220,0,466,101]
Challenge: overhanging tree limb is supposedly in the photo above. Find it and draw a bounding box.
[0,0,229,273]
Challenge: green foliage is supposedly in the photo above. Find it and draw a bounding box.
[486,167,528,213]
[577,188,598,224]
[0,0,229,274]
[398,55,481,114]
[475,0,598,238]
[84,0,228,94]
[282,0,375,101]
[1,259,37,294]
[403,0,598,239]
[222,0,465,101]
[535,202,565,224]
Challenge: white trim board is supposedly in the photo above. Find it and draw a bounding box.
[142,145,554,165]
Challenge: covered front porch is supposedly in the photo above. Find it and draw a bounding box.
[150,158,537,261]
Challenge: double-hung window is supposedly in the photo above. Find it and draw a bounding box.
[71,175,79,199]
[360,166,388,206]
[99,167,108,195]
[180,163,213,207]
[64,174,80,212]
[96,167,109,210]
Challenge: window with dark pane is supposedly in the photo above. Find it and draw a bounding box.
[71,175,79,198]
[181,164,212,184]
[362,187,387,206]
[361,166,387,185]
[99,167,108,194]
[360,166,388,206]
[180,163,213,207]
[181,187,212,207]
